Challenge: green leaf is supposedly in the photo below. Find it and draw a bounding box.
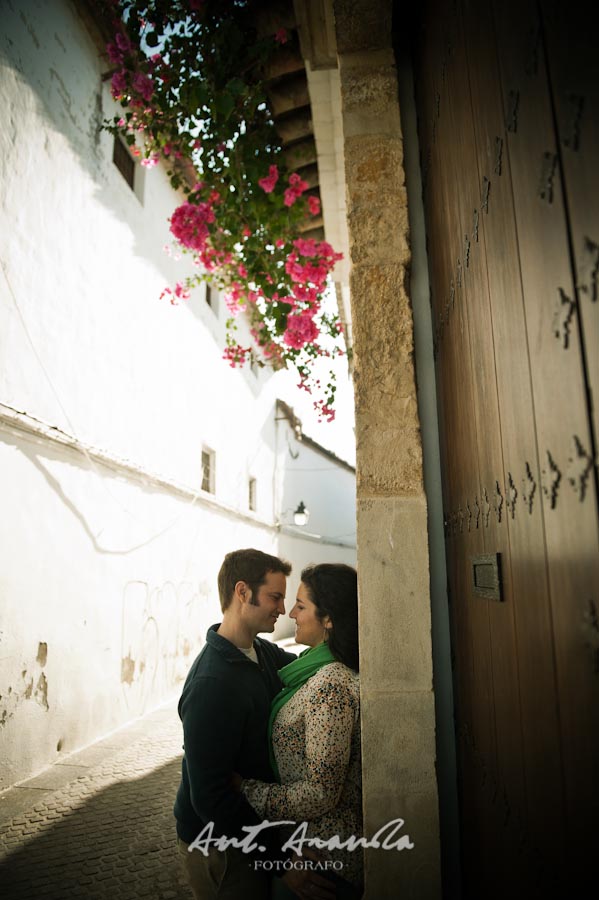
[227,77,245,96]
[215,92,235,120]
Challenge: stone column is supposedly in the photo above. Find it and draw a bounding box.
[333,1,441,896]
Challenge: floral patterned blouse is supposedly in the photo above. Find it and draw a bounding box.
[242,661,363,888]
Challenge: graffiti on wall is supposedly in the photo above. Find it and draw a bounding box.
[119,579,214,714]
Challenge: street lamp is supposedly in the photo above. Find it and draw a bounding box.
[293,501,310,526]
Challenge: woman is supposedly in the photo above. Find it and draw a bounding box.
[241,563,363,899]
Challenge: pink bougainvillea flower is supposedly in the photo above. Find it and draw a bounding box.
[132,71,154,102]
[141,155,159,168]
[308,195,321,216]
[283,311,320,349]
[284,172,309,207]
[275,238,285,248]
[169,201,216,252]
[288,173,307,190]
[293,237,318,257]
[274,27,288,44]
[258,164,279,194]
[242,226,252,238]
[224,282,246,316]
[115,32,132,54]
[111,69,127,97]
[174,281,191,301]
[106,42,124,65]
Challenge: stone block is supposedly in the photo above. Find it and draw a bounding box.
[356,423,423,497]
[347,203,410,265]
[333,0,393,55]
[350,263,415,360]
[360,690,437,797]
[362,790,442,900]
[344,135,406,208]
[340,64,402,138]
[357,495,432,689]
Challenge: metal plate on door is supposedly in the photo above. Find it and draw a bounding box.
[472,553,503,601]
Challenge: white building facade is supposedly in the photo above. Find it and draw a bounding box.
[0,0,356,789]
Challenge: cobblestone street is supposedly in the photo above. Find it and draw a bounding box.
[0,701,193,900]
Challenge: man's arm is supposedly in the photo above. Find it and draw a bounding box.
[180,675,263,839]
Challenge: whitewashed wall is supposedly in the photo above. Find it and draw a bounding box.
[0,0,355,789]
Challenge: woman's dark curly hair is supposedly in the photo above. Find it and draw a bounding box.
[300,563,359,672]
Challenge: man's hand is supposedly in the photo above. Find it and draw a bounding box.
[229,771,243,792]
[281,851,336,899]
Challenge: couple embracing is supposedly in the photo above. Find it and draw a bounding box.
[174,548,363,900]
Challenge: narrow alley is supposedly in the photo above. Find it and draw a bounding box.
[0,702,193,900]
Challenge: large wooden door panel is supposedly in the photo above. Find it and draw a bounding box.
[410,0,599,895]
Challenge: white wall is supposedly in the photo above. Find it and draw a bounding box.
[0,0,355,788]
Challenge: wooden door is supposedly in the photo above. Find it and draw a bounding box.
[411,1,599,896]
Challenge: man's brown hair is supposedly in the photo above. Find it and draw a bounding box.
[217,548,292,612]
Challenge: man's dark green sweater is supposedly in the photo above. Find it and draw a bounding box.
[174,625,295,845]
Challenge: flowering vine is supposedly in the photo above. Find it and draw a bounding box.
[101,0,346,420]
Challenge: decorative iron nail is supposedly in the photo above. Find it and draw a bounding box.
[542,450,562,509]
[507,89,520,132]
[472,209,479,243]
[494,136,503,175]
[464,234,471,268]
[494,480,504,523]
[563,93,584,152]
[481,176,490,213]
[466,502,472,531]
[578,236,599,302]
[567,435,593,502]
[522,462,537,514]
[507,473,518,519]
[525,19,542,76]
[581,598,599,675]
[482,488,491,527]
[552,288,576,349]
[538,152,557,204]
[473,495,481,529]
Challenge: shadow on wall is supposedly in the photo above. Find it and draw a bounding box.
[0,2,194,312]
[0,758,193,900]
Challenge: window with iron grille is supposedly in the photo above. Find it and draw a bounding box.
[112,137,135,190]
[248,477,257,511]
[201,447,215,494]
[205,283,218,313]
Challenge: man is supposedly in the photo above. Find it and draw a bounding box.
[175,548,335,900]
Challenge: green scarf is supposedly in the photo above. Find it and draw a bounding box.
[268,641,335,781]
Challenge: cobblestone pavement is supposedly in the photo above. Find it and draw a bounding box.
[0,700,194,900]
